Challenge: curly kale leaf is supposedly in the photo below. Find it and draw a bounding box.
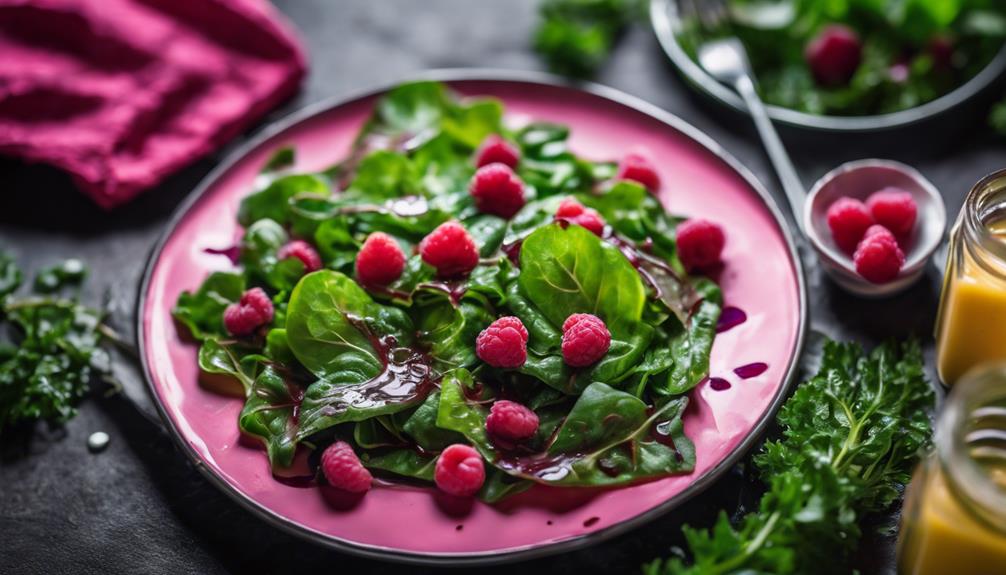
[644,339,934,575]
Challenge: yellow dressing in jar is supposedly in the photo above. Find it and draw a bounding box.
[936,170,1006,386]
[897,365,1006,575]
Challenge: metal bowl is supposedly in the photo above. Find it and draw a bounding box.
[651,0,1006,133]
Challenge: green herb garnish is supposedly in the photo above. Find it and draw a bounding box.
[645,339,934,574]
[533,0,643,78]
[0,253,116,431]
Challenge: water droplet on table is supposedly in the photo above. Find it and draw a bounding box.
[87,431,110,453]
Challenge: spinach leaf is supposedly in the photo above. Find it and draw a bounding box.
[518,223,645,338]
[658,279,722,396]
[285,270,412,381]
[402,391,463,452]
[197,338,261,394]
[417,298,494,373]
[172,272,245,340]
[373,81,451,136]
[240,219,305,292]
[238,366,301,469]
[343,151,419,202]
[238,174,328,227]
[363,448,437,481]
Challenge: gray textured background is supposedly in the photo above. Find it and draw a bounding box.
[2,1,1003,573]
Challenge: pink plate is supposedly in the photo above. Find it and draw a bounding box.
[138,71,806,565]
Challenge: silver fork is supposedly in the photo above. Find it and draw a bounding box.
[691,13,807,232]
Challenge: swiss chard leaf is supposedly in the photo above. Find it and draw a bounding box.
[238,366,301,469]
[658,279,722,396]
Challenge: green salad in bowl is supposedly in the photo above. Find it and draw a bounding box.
[172,82,727,503]
[673,0,1006,118]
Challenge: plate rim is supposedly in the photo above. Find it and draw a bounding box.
[650,0,1006,133]
[136,68,809,566]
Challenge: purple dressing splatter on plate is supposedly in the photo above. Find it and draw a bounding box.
[734,362,768,379]
[716,306,747,333]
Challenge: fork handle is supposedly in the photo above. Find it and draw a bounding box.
[734,75,806,233]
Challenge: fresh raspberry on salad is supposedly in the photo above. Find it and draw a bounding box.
[419,221,480,278]
[866,187,917,238]
[486,400,539,441]
[435,444,485,497]
[676,218,726,270]
[805,25,862,87]
[475,134,520,169]
[555,198,605,236]
[561,313,611,367]
[320,441,372,493]
[616,152,661,192]
[278,240,322,273]
[469,163,527,219]
[826,197,874,253]
[223,287,274,336]
[356,232,406,286]
[476,316,528,369]
[854,225,905,284]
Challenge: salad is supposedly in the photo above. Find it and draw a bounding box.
[172,81,726,503]
[678,0,1006,116]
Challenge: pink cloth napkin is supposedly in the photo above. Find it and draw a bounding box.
[0,0,306,208]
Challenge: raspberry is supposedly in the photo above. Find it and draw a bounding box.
[277,240,322,273]
[616,152,661,192]
[555,198,605,236]
[356,232,406,286]
[476,316,528,368]
[419,221,480,278]
[805,25,862,87]
[854,225,905,284]
[866,187,917,238]
[469,163,526,219]
[486,400,539,441]
[561,314,611,367]
[435,444,485,497]
[826,197,874,253]
[929,36,954,70]
[223,287,274,336]
[475,134,520,169]
[320,441,372,493]
[676,219,726,270]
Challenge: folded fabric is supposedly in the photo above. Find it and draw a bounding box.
[0,0,306,208]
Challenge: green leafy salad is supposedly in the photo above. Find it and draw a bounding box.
[678,0,1006,116]
[172,81,724,502]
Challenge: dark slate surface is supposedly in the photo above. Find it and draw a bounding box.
[1,1,1003,573]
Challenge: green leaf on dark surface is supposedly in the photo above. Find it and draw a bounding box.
[33,259,87,293]
[0,252,23,298]
[0,287,112,430]
[172,272,245,341]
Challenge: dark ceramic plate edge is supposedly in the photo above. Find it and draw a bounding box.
[135,68,809,566]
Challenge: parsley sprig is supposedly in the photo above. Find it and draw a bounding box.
[0,252,120,431]
[645,339,934,575]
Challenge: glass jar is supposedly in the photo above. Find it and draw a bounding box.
[896,364,1006,575]
[935,169,1006,386]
